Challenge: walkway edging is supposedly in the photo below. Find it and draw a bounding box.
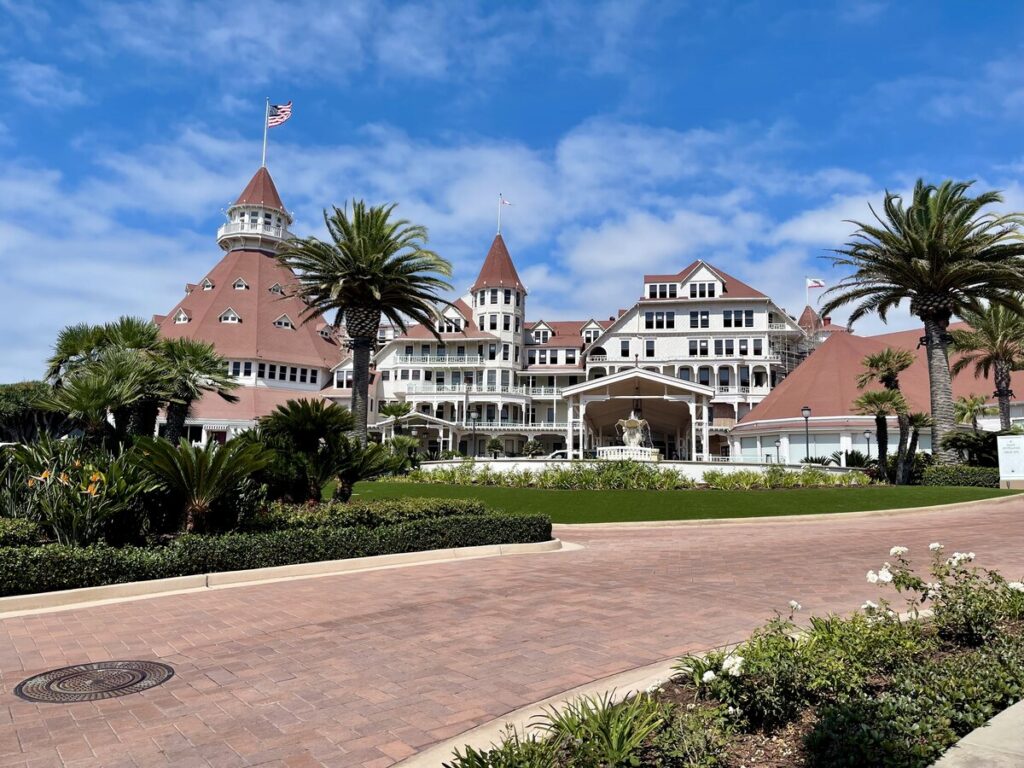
[931,699,1024,766]
[0,537,570,618]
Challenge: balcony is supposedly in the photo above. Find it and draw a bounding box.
[455,421,569,432]
[394,355,482,366]
[707,417,737,432]
[216,221,293,240]
[403,384,563,397]
[713,385,770,397]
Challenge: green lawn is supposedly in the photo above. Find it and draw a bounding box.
[352,481,1018,524]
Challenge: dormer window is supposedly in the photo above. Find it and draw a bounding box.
[583,329,600,344]
[173,309,190,325]
[201,278,214,290]
[269,283,284,295]
[534,330,551,343]
[273,314,294,329]
[219,308,241,324]
[319,327,332,339]
[688,281,717,298]
[232,278,249,290]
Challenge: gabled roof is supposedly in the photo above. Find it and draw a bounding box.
[471,234,525,292]
[157,249,344,369]
[561,366,715,398]
[642,260,768,300]
[233,167,287,213]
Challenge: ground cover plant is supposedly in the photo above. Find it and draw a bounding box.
[446,546,1024,768]
[355,481,1015,524]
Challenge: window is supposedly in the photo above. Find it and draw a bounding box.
[698,367,711,385]
[690,311,699,329]
[566,349,576,365]
[699,340,709,357]
[477,290,484,306]
[648,284,657,299]
[219,308,241,324]
[503,315,511,331]
[273,315,293,329]
[658,284,667,299]
[504,289,512,304]
[538,350,548,364]
[411,370,421,380]
[723,310,734,328]
[289,367,297,382]
[665,311,675,329]
[232,278,249,290]
[620,339,630,357]
[400,369,409,380]
[201,278,214,290]
[584,329,600,344]
[744,310,754,327]
[257,362,266,378]
[719,368,730,387]
[319,328,332,339]
[645,312,654,330]
[489,315,498,331]
[299,368,307,383]
[528,349,537,365]
[679,367,692,381]
[645,339,655,358]
[490,288,498,304]
[488,344,497,360]
[714,339,723,356]
[380,370,389,381]
[173,309,189,324]
[739,339,748,355]
[689,281,716,298]
[754,338,763,355]
[268,364,277,380]
[724,340,734,356]
[668,284,678,297]
[689,340,698,356]
[231,361,241,377]
[515,291,521,307]
[502,344,510,361]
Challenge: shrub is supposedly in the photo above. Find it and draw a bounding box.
[245,497,489,532]
[0,513,552,596]
[0,518,42,547]
[921,464,999,487]
[411,460,696,491]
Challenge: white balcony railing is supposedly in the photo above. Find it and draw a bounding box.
[216,221,293,240]
[714,385,770,396]
[403,384,563,397]
[456,421,569,432]
[394,355,483,365]
[587,353,783,365]
[768,322,790,331]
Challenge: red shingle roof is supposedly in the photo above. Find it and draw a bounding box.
[157,249,344,369]
[234,167,287,213]
[470,234,525,292]
[643,260,768,299]
[188,387,326,422]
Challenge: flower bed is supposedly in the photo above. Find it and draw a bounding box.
[446,545,1024,768]
[0,499,551,597]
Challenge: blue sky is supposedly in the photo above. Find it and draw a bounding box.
[3,0,1024,382]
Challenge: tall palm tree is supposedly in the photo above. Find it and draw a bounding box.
[45,323,107,384]
[160,339,239,444]
[950,303,1024,431]
[821,180,1024,463]
[36,366,147,447]
[852,389,907,481]
[905,411,932,480]
[279,202,453,445]
[953,394,995,431]
[856,347,915,483]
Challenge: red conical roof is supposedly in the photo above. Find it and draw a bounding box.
[471,234,525,292]
[234,167,287,212]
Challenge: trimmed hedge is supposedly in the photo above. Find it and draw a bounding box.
[0,514,552,597]
[921,465,1000,488]
[244,497,488,532]
[0,519,41,547]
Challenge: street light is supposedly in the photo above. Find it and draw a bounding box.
[774,438,781,464]
[470,412,479,457]
[863,429,872,459]
[801,405,812,461]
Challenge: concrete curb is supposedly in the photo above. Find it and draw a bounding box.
[0,538,571,619]
[932,699,1024,767]
[553,491,1022,529]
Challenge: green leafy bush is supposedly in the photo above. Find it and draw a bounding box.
[0,513,552,596]
[407,460,698,491]
[921,464,999,487]
[0,518,42,547]
[245,497,488,531]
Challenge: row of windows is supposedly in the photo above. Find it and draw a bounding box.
[232,209,285,226]
[403,343,520,362]
[475,288,522,308]
[644,311,676,329]
[645,282,719,299]
[677,365,765,388]
[437,317,463,333]
[615,338,766,358]
[527,348,577,366]
[476,314,521,333]
[226,360,320,384]
[689,310,755,329]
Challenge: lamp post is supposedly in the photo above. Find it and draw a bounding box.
[801,406,812,461]
[863,429,872,460]
[774,438,781,464]
[470,412,479,457]
[409,428,419,467]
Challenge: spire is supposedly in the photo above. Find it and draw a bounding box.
[234,167,287,212]
[471,234,525,293]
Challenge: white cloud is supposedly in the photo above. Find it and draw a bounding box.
[3,59,84,107]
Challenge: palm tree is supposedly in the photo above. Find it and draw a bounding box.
[905,411,932,478]
[36,367,147,447]
[953,394,995,431]
[45,323,107,384]
[135,437,273,532]
[852,389,907,481]
[821,180,1024,463]
[279,202,453,445]
[951,303,1024,431]
[857,347,915,483]
[379,401,413,434]
[160,339,239,444]
[332,437,397,502]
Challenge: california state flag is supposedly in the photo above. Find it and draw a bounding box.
[806,277,825,289]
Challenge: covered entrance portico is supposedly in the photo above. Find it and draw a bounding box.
[560,369,716,460]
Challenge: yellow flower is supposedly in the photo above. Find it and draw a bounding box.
[40,469,50,480]
[86,483,98,496]
[74,460,82,468]
[90,472,102,483]
[27,478,35,488]
[58,472,70,485]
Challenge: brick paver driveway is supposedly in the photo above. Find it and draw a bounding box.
[2,498,1024,767]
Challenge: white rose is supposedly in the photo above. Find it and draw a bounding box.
[861,600,878,611]
[929,542,943,552]
[1007,582,1024,593]
[877,568,893,584]
[889,546,908,557]
[867,570,879,584]
[702,670,717,683]
[789,600,802,611]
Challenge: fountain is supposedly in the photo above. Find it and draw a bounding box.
[596,411,661,461]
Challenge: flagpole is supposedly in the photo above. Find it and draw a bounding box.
[805,277,809,308]
[497,193,502,234]
[261,98,270,168]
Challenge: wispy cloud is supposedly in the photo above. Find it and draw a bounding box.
[3,59,84,107]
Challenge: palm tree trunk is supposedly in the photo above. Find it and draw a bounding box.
[875,413,888,481]
[924,317,958,464]
[905,428,920,482]
[128,397,160,438]
[350,338,372,446]
[894,412,909,485]
[995,361,1012,431]
[165,399,191,445]
[334,478,354,502]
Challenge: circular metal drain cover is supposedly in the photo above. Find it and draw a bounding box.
[14,660,174,703]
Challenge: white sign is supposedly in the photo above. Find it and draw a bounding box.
[996,435,1024,482]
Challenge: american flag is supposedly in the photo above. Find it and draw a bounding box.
[267,101,292,128]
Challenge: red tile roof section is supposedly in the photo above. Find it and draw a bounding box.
[188,387,327,421]
[157,249,344,369]
[642,260,768,299]
[470,234,525,292]
[234,167,287,213]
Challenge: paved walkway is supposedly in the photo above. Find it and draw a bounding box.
[2,499,1024,767]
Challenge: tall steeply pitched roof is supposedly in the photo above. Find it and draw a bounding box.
[234,167,287,212]
[157,249,343,369]
[471,234,525,292]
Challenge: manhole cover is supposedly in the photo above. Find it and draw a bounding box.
[14,660,174,703]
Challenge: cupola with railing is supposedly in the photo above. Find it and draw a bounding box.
[216,167,295,253]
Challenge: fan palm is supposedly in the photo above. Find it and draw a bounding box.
[135,437,273,532]
[331,437,398,502]
[279,201,453,445]
[953,394,995,431]
[45,323,107,384]
[821,180,1024,463]
[160,339,239,444]
[379,401,413,434]
[36,366,147,447]
[852,389,907,481]
[905,411,932,475]
[857,347,915,483]
[951,303,1024,431]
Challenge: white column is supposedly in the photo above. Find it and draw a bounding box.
[780,433,791,465]
[701,397,710,462]
[565,397,575,458]
[839,432,852,466]
[756,435,762,462]
[578,401,587,458]
[690,402,697,460]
